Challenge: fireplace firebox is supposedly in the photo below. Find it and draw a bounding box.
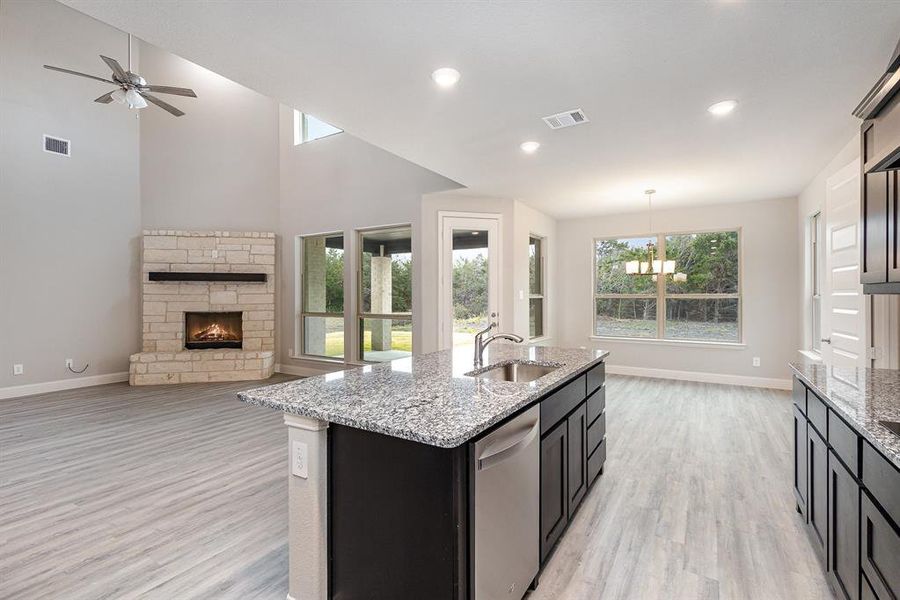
[185,312,243,350]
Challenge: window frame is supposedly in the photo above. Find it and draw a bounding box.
[356,224,414,362]
[528,234,546,340]
[296,232,346,361]
[591,228,742,344]
[293,109,343,145]
[809,212,823,354]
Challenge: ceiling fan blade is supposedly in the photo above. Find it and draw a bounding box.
[94,91,116,104]
[141,92,185,117]
[43,65,115,84]
[142,85,197,98]
[100,55,128,82]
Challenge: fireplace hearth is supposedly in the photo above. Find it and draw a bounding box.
[185,312,242,350]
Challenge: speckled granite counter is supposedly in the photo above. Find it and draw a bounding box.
[239,344,608,448]
[790,358,900,468]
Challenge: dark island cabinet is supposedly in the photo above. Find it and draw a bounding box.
[807,424,828,562]
[828,450,860,600]
[539,362,606,565]
[792,375,900,600]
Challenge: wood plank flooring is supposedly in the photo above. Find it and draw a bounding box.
[0,375,832,599]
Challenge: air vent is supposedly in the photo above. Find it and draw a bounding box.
[43,135,70,157]
[542,109,589,130]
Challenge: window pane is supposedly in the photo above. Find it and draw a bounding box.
[360,227,412,315]
[530,297,544,338]
[595,237,658,295]
[303,113,342,142]
[302,316,344,358]
[529,236,543,295]
[452,231,489,347]
[812,296,821,352]
[665,231,738,294]
[595,298,657,338]
[302,234,344,313]
[665,298,739,342]
[360,318,412,362]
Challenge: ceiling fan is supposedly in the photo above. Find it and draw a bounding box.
[43,34,196,117]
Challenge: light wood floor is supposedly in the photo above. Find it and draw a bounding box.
[0,375,832,600]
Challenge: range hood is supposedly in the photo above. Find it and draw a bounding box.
[854,38,900,172]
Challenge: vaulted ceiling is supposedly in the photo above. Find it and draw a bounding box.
[63,1,900,217]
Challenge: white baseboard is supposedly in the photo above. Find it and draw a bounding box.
[275,362,338,378]
[0,371,130,400]
[605,364,791,390]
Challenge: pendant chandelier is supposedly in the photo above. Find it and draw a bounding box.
[625,190,677,277]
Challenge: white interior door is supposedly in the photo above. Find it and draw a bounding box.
[822,159,868,368]
[438,213,502,349]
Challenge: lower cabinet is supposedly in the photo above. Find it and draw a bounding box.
[540,419,567,563]
[828,450,859,600]
[807,423,828,561]
[860,491,900,600]
[793,405,808,517]
[567,404,587,516]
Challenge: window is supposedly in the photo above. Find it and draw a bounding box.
[529,235,545,338]
[299,233,345,359]
[293,109,342,145]
[593,231,740,342]
[810,212,823,353]
[358,226,413,361]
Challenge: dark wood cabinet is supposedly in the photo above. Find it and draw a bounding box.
[793,405,808,517]
[890,171,900,283]
[540,419,568,563]
[828,450,860,600]
[807,419,828,561]
[860,492,900,600]
[566,404,587,515]
[861,161,889,285]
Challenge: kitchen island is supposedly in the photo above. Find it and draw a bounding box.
[239,343,608,600]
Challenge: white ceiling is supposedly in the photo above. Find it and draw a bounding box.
[63,1,900,218]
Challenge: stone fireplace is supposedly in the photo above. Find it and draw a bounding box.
[129,230,276,385]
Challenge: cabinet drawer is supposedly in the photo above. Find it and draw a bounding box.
[807,390,827,438]
[861,491,900,600]
[792,377,807,415]
[541,375,586,435]
[861,573,878,600]
[587,385,605,426]
[587,412,605,456]
[586,361,606,396]
[863,441,900,524]
[588,438,606,485]
[829,411,860,477]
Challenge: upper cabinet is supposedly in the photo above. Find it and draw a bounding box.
[856,38,900,293]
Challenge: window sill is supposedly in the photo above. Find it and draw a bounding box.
[588,336,746,350]
[798,350,823,362]
[288,354,349,366]
[529,336,551,344]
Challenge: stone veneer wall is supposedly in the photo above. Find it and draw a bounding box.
[129,230,276,385]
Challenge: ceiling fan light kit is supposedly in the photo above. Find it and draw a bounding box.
[43,33,196,117]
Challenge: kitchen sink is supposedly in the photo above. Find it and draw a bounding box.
[879,420,900,436]
[470,361,559,383]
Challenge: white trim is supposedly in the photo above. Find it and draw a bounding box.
[284,413,329,431]
[589,335,746,350]
[798,350,823,362]
[606,364,791,390]
[276,362,341,377]
[0,371,129,400]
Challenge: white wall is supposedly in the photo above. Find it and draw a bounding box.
[0,0,141,390]
[556,197,799,385]
[277,105,461,371]
[513,200,557,344]
[138,41,279,231]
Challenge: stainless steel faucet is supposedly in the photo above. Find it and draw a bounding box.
[474,322,524,368]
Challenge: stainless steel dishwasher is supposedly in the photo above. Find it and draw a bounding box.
[473,404,540,599]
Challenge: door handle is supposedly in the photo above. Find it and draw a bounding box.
[477,420,539,471]
[821,338,832,344]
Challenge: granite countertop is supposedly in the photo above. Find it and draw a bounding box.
[790,358,900,468]
[238,344,608,448]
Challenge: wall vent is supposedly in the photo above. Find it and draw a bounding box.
[43,135,71,157]
[542,109,589,130]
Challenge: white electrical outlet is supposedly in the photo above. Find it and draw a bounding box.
[752,357,761,367]
[291,440,309,479]
[66,358,74,369]
[13,364,24,376]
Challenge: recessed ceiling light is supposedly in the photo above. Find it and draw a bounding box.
[520,141,540,154]
[707,100,738,116]
[431,67,460,88]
